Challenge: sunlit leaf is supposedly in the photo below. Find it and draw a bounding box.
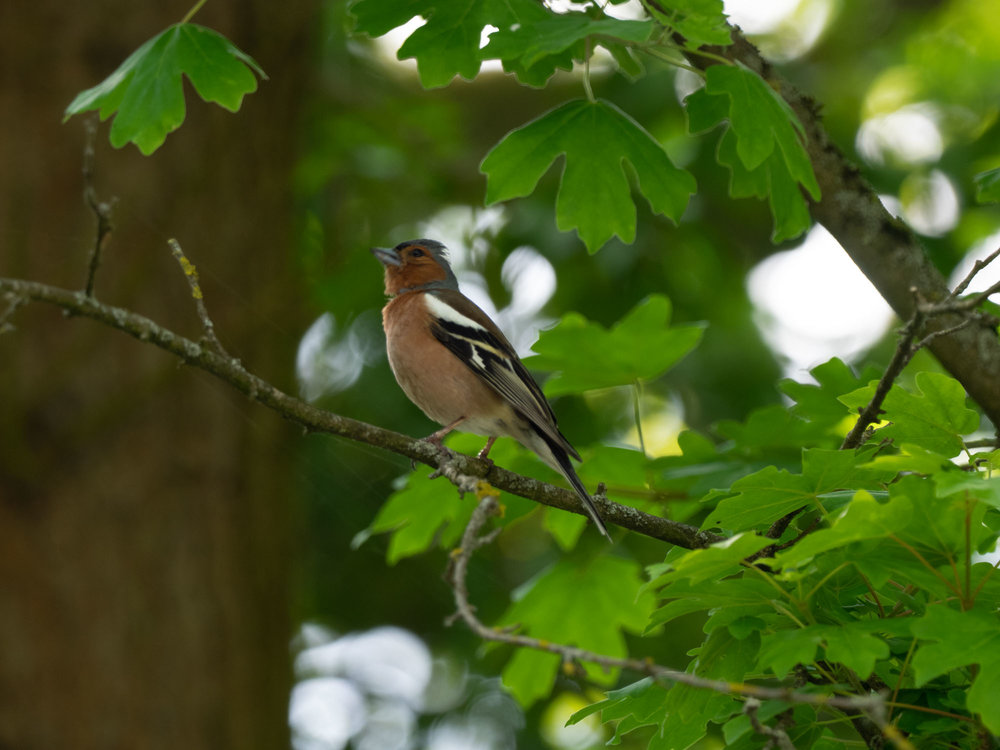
[641,0,731,48]
[482,13,653,86]
[840,372,980,457]
[781,358,881,428]
[351,0,550,88]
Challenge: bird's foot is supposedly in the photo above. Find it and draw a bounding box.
[475,436,497,472]
[425,439,459,480]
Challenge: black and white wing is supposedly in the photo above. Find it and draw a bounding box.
[424,290,580,461]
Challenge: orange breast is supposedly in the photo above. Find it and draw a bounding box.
[382,293,507,431]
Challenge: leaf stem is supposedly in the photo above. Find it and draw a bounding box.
[657,38,734,67]
[583,37,596,102]
[888,638,917,723]
[889,534,961,598]
[180,0,208,24]
[964,497,972,608]
[804,561,849,602]
[632,380,646,456]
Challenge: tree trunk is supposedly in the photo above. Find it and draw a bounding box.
[0,3,315,747]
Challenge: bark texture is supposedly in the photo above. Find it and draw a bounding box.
[0,3,316,747]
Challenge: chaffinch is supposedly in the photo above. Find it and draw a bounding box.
[372,239,610,540]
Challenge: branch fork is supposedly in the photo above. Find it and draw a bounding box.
[445,493,907,749]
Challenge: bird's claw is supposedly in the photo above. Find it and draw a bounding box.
[425,439,458,480]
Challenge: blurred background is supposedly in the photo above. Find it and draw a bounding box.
[1,0,998,748]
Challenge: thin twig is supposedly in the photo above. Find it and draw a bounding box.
[446,493,910,748]
[168,239,227,357]
[744,698,797,750]
[0,292,27,335]
[912,316,977,351]
[966,438,1000,450]
[944,278,1000,315]
[81,117,115,298]
[841,311,922,450]
[948,246,1000,300]
[843,245,1000,452]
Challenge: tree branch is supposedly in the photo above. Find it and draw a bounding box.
[81,117,115,298]
[687,29,1000,429]
[446,489,911,750]
[0,274,720,549]
[843,260,1000,451]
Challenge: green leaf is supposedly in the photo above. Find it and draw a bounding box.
[822,624,889,678]
[482,13,653,84]
[482,99,696,251]
[758,628,823,678]
[499,556,654,705]
[578,675,720,749]
[576,445,650,488]
[935,472,1000,509]
[641,0,731,49]
[708,465,809,530]
[365,434,529,561]
[911,605,1000,732]
[647,532,770,590]
[64,24,265,155]
[775,490,911,569]
[840,372,980,457]
[351,0,547,88]
[525,295,704,396]
[710,449,893,531]
[350,0,481,87]
[757,622,896,681]
[542,504,588,550]
[685,64,820,242]
[898,474,992,565]
[781,357,881,429]
[603,41,644,80]
[366,470,472,563]
[568,678,661,728]
[501,649,560,706]
[647,577,776,629]
[714,404,832,451]
[645,630,752,750]
[778,474,988,591]
[974,167,1000,203]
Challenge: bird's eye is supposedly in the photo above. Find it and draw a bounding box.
[409,248,425,258]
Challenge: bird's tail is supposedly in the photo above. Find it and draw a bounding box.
[546,442,611,541]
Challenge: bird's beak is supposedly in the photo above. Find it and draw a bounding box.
[371,246,402,267]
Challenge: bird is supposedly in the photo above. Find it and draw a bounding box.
[372,238,610,540]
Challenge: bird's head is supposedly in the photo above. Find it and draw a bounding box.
[371,239,459,296]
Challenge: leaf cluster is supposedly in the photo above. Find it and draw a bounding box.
[368,293,1000,746]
